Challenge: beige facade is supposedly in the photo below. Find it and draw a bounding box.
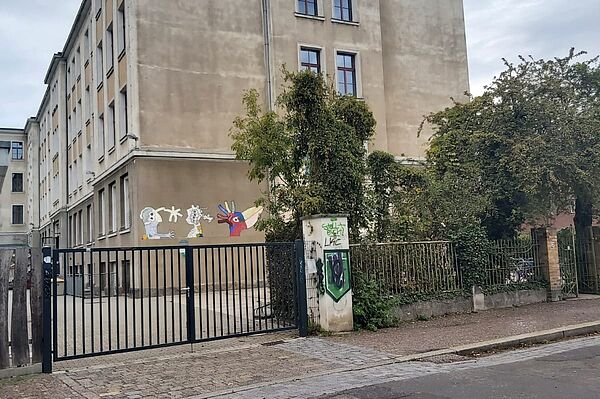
[18,0,468,255]
[0,128,28,247]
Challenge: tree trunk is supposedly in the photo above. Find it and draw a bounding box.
[574,194,593,239]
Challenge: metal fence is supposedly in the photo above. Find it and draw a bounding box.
[50,242,302,362]
[484,237,545,288]
[350,241,462,296]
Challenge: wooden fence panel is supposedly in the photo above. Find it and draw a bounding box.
[11,248,30,366]
[0,249,11,369]
[30,247,43,363]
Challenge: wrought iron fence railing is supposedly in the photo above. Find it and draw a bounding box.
[350,241,462,296]
[484,237,545,289]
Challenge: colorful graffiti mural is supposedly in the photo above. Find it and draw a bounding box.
[186,205,214,238]
[140,207,176,240]
[217,201,264,237]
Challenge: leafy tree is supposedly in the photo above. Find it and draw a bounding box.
[230,69,376,240]
[425,49,600,239]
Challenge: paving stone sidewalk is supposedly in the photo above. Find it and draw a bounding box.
[1,298,600,399]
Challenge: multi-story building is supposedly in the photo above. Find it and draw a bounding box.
[0,128,29,247]
[12,0,468,252]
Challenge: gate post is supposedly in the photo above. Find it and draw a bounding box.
[42,246,53,373]
[295,240,308,337]
[184,246,196,343]
[532,228,562,302]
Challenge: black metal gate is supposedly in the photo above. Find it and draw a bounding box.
[43,241,307,366]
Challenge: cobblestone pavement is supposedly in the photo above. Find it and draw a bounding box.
[327,298,600,355]
[214,335,600,399]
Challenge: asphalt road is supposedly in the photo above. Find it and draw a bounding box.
[323,343,600,399]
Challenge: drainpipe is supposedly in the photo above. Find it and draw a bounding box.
[261,0,274,110]
[64,59,70,248]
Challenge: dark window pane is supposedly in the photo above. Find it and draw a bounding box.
[12,205,23,225]
[12,173,23,192]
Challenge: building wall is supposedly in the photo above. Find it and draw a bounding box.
[134,0,267,154]
[380,0,470,159]
[0,128,28,247]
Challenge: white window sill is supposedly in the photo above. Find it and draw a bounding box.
[331,18,360,26]
[295,12,325,21]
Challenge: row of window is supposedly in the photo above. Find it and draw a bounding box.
[297,0,354,22]
[300,48,358,96]
[97,175,130,238]
[68,175,130,246]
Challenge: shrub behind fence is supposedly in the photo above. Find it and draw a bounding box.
[350,241,462,297]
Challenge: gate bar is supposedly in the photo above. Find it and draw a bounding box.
[42,246,53,373]
[295,240,308,337]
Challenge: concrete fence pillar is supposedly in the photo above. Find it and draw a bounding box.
[532,228,562,302]
[302,214,353,332]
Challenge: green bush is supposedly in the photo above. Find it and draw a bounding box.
[352,269,397,331]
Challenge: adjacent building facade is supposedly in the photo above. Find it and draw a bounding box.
[2,0,469,252]
[0,128,29,247]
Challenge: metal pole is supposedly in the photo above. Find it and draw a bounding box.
[295,240,308,337]
[42,246,53,373]
[184,246,196,343]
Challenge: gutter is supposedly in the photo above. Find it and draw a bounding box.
[261,0,274,110]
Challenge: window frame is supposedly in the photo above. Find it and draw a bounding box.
[117,2,126,56]
[119,87,128,140]
[333,0,353,22]
[299,47,322,74]
[12,173,24,193]
[107,102,116,150]
[120,174,130,230]
[297,0,318,16]
[106,23,115,73]
[11,204,24,225]
[11,141,24,160]
[98,188,106,236]
[108,182,117,233]
[336,51,357,97]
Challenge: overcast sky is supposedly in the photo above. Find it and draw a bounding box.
[0,0,599,128]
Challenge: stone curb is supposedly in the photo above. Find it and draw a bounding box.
[198,320,600,398]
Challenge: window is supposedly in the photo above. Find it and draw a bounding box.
[12,205,24,225]
[300,48,321,73]
[12,173,23,192]
[84,30,90,59]
[108,182,117,233]
[78,210,83,245]
[75,47,81,78]
[98,189,106,235]
[120,175,130,229]
[336,53,356,96]
[107,102,116,149]
[96,42,104,86]
[11,141,23,160]
[85,86,91,122]
[72,212,77,246]
[298,0,317,16]
[333,0,352,21]
[94,0,102,17]
[119,88,128,139]
[87,204,93,243]
[117,3,126,55]
[98,114,106,158]
[106,24,114,72]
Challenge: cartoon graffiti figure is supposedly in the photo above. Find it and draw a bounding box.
[186,205,214,238]
[217,201,264,237]
[140,207,175,240]
[163,206,183,223]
